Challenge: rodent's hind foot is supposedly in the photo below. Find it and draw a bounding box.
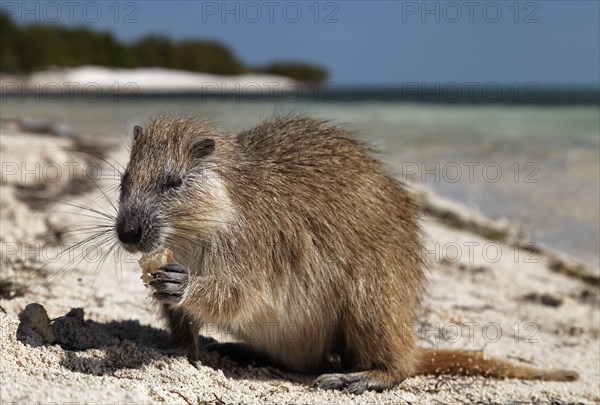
[150,262,189,305]
[312,370,400,395]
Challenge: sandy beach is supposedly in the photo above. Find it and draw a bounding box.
[2,66,298,95]
[0,122,598,404]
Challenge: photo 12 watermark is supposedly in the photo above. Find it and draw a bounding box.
[423,241,539,265]
[197,81,339,103]
[399,82,540,104]
[412,321,540,344]
[1,241,138,267]
[1,81,140,104]
[1,159,123,185]
[400,1,540,24]
[1,1,141,24]
[400,161,540,184]
[200,1,340,23]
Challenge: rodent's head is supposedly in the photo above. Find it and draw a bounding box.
[116,116,234,253]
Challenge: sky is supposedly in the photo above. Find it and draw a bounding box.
[4,0,599,86]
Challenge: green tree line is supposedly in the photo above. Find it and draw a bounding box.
[0,11,327,82]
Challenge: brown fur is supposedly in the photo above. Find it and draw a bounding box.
[118,115,578,394]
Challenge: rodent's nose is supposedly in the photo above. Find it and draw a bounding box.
[117,218,143,246]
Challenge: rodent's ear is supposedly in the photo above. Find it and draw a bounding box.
[191,139,216,159]
[133,125,143,140]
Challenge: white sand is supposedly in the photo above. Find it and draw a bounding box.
[0,129,598,404]
[25,66,297,94]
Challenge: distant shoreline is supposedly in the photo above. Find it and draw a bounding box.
[1,67,598,105]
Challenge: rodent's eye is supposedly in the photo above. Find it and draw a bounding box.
[163,174,183,191]
[191,139,216,159]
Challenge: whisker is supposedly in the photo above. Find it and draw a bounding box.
[24,229,114,283]
[33,226,115,243]
[63,148,124,178]
[35,196,115,220]
[90,178,118,214]
[88,236,121,293]
[20,209,115,223]
[36,231,115,288]
[69,188,118,218]
[104,241,125,284]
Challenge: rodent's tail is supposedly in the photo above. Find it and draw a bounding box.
[414,348,578,381]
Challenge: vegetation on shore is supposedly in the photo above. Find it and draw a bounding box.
[0,11,327,82]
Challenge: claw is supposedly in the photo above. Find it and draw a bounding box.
[313,371,390,394]
[160,263,187,273]
[149,262,189,305]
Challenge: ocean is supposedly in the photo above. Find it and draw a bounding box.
[1,96,598,269]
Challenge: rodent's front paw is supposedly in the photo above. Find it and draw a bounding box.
[149,262,189,305]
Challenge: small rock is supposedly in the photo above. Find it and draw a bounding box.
[65,307,85,321]
[18,303,56,343]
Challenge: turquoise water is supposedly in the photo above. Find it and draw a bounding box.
[1,98,598,268]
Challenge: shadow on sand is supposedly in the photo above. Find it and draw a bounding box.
[16,307,311,386]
